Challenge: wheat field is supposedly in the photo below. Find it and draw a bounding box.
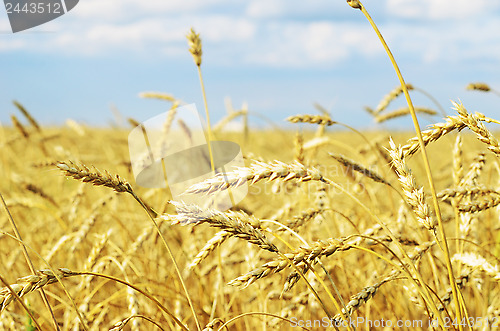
[1,2,500,331]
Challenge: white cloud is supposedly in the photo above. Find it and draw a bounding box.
[72,0,238,22]
[246,0,286,19]
[0,39,25,51]
[383,20,500,66]
[1,0,499,71]
[386,0,498,19]
[243,21,381,67]
[245,0,349,19]
[33,15,255,56]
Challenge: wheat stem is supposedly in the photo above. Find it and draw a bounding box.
[349,1,460,326]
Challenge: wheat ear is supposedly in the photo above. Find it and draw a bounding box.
[456,196,500,213]
[401,115,465,157]
[228,237,350,288]
[388,138,435,231]
[454,101,500,155]
[0,268,74,311]
[188,230,230,269]
[138,91,176,102]
[374,106,436,123]
[460,152,486,186]
[452,135,463,186]
[56,161,133,194]
[10,115,29,139]
[329,153,391,187]
[438,186,499,203]
[163,202,278,253]
[466,82,491,92]
[452,253,500,281]
[372,83,415,115]
[184,160,326,195]
[286,114,335,126]
[13,100,41,132]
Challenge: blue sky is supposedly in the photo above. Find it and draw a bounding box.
[1,0,500,129]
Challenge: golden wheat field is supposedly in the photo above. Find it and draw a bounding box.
[2,2,500,331]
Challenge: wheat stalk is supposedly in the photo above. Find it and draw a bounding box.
[213,110,246,132]
[294,131,305,164]
[281,209,325,232]
[401,115,465,157]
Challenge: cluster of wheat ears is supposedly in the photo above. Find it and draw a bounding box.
[1,1,500,330]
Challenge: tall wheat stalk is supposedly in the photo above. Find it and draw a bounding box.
[347,1,462,327]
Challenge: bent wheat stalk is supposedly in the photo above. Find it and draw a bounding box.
[53,161,200,330]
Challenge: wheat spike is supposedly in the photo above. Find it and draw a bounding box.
[10,115,29,139]
[456,196,500,213]
[286,114,335,126]
[188,230,230,269]
[13,100,41,132]
[330,153,391,187]
[452,135,463,186]
[183,160,326,195]
[388,138,435,231]
[466,82,491,92]
[453,252,500,281]
[228,237,350,288]
[187,28,202,66]
[454,101,500,155]
[163,202,278,253]
[374,106,436,123]
[0,268,75,311]
[55,161,134,194]
[373,84,414,115]
[438,186,499,203]
[138,91,176,102]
